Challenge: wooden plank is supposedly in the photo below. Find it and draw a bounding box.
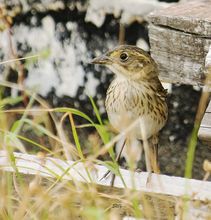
[148,0,211,36]
[149,24,211,84]
[148,1,211,85]
[1,151,210,200]
[1,150,211,200]
[0,151,211,219]
[200,111,211,126]
[198,101,211,142]
[206,99,211,112]
[198,45,211,142]
[198,127,211,141]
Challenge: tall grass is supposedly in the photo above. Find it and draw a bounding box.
[0,78,139,219]
[0,58,210,219]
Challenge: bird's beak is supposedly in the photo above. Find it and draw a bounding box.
[90,54,111,65]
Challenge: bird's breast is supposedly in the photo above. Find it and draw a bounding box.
[105,78,168,139]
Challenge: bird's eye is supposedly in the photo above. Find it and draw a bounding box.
[119,52,128,62]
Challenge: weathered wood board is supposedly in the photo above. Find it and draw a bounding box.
[198,100,211,143]
[148,0,211,85]
[0,151,211,219]
[198,44,211,143]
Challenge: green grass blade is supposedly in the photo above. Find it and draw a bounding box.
[69,113,84,160]
[89,96,103,125]
[0,96,23,107]
[12,118,53,137]
[54,107,94,124]
[95,124,110,144]
[16,134,53,153]
[184,123,199,178]
[10,95,35,135]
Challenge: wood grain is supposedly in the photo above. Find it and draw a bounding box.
[149,24,211,84]
[198,101,211,142]
[148,0,211,36]
[198,45,211,143]
[148,1,211,85]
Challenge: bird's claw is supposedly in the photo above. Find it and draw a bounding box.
[99,170,111,181]
[99,170,116,186]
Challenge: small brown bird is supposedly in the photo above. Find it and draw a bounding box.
[91,45,168,173]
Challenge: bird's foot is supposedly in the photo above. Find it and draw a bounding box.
[99,170,116,186]
[99,169,111,181]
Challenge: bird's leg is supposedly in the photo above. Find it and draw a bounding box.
[141,137,153,187]
[152,144,160,173]
[149,135,160,174]
[115,139,127,164]
[110,139,127,186]
[99,139,126,186]
[145,136,160,187]
[142,139,152,173]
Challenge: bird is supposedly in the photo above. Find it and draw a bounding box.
[91,45,168,173]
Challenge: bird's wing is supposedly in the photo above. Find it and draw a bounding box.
[156,81,168,100]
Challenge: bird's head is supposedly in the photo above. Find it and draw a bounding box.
[91,45,158,81]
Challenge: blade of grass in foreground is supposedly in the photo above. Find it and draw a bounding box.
[4,96,35,185]
[184,124,199,178]
[0,96,23,107]
[185,86,210,178]
[89,97,115,160]
[10,95,35,135]
[0,54,40,65]
[55,107,113,154]
[69,113,93,182]
[69,113,84,160]
[89,96,103,125]
[54,107,94,124]
[11,118,77,157]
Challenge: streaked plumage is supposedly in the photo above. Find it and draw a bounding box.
[92,45,168,172]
